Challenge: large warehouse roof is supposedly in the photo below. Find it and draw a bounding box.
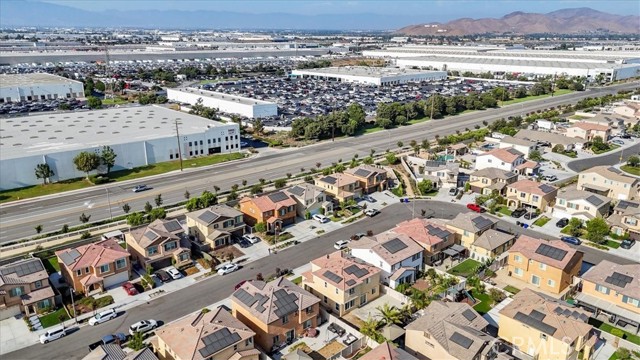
[172,87,275,106]
[0,105,226,160]
[292,66,440,78]
[397,56,639,70]
[0,73,83,87]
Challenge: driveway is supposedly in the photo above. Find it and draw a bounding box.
[0,315,40,355]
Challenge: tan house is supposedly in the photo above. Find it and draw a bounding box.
[507,236,583,295]
[567,122,611,141]
[315,173,362,203]
[499,136,538,159]
[56,238,131,294]
[126,219,192,270]
[359,343,418,360]
[577,166,639,201]
[446,213,498,249]
[156,307,259,360]
[613,101,640,120]
[83,345,157,360]
[0,258,56,320]
[469,167,518,196]
[514,129,577,151]
[231,277,320,353]
[239,191,297,230]
[499,288,594,360]
[392,218,456,265]
[186,205,245,251]
[283,184,333,217]
[506,179,558,212]
[576,260,639,329]
[302,251,381,317]
[553,187,611,221]
[344,165,388,194]
[469,229,515,263]
[405,301,496,360]
[608,200,640,240]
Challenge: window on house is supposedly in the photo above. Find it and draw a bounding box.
[323,296,328,303]
[9,287,24,297]
[539,263,546,271]
[76,269,82,276]
[335,303,340,311]
[282,314,289,324]
[303,319,312,329]
[622,296,640,307]
[115,258,127,270]
[540,333,547,340]
[514,267,523,276]
[99,264,109,273]
[164,241,178,252]
[324,282,327,288]
[348,288,355,295]
[531,275,540,286]
[365,278,370,284]
[34,280,42,289]
[245,338,253,346]
[335,288,338,294]
[306,306,313,314]
[345,299,355,310]
[372,288,376,295]
[532,195,539,202]
[595,284,610,294]
[273,335,280,345]
[180,253,190,261]
[547,279,555,287]
[412,253,421,261]
[514,255,522,263]
[148,246,158,256]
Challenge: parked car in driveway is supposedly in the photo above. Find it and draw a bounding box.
[89,308,118,326]
[237,238,251,248]
[166,266,182,280]
[511,208,527,218]
[561,236,582,245]
[217,263,239,275]
[543,175,557,182]
[40,326,67,344]
[466,203,484,213]
[523,212,539,220]
[364,209,380,217]
[132,185,150,193]
[129,319,158,336]
[313,214,330,223]
[448,187,459,196]
[334,240,350,250]
[362,195,376,203]
[242,234,260,244]
[621,239,636,249]
[611,139,625,146]
[154,270,171,283]
[122,282,138,296]
[556,218,569,228]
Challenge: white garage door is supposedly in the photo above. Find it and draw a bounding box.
[103,271,129,290]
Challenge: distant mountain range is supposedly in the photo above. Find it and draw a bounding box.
[396,8,640,35]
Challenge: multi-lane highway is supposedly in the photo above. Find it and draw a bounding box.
[1,81,638,242]
[5,200,636,360]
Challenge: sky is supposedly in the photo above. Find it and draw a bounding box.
[41,0,640,19]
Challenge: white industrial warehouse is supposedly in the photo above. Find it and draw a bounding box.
[0,73,85,103]
[0,106,240,190]
[290,66,447,86]
[167,87,278,118]
[363,47,640,81]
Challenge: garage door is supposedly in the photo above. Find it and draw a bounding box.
[103,271,130,290]
[0,305,21,321]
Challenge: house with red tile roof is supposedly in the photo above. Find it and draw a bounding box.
[239,191,297,231]
[56,238,131,294]
[475,147,539,176]
[506,179,558,212]
[567,122,611,141]
[391,218,456,265]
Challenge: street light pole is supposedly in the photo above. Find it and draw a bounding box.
[70,288,77,324]
[105,188,113,220]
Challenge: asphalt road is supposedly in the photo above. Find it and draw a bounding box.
[1,82,639,242]
[567,142,640,172]
[6,200,636,360]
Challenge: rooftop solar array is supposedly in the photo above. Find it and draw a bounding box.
[197,210,220,224]
[322,176,337,185]
[268,191,290,203]
[585,195,604,206]
[58,249,82,266]
[539,184,556,194]
[514,312,557,335]
[617,201,639,210]
[529,310,546,321]
[346,279,357,286]
[553,307,589,322]
[287,186,305,197]
[164,220,183,232]
[605,272,634,288]
[234,288,259,307]
[198,328,241,358]
[323,270,344,284]
[0,259,44,277]
[424,160,446,168]
[273,289,300,318]
[344,264,369,278]
[506,148,521,155]
[353,168,372,177]
[534,243,568,261]
[471,216,494,229]
[144,231,159,241]
[255,295,269,313]
[449,332,473,349]
[426,224,452,239]
[461,309,477,322]
[382,238,408,254]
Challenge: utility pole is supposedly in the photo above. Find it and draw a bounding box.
[175,119,183,172]
[70,288,77,324]
[105,187,113,220]
[430,94,435,120]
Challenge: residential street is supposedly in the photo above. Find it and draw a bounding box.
[5,200,636,360]
[567,141,640,172]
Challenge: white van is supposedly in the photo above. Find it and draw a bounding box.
[40,326,67,344]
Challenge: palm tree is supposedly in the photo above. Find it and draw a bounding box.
[409,289,429,310]
[359,316,381,340]
[376,303,402,325]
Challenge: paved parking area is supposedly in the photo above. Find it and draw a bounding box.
[0,315,40,355]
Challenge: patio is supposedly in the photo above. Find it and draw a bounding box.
[493,267,570,299]
[345,293,406,327]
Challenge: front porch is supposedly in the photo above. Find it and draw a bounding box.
[20,287,56,316]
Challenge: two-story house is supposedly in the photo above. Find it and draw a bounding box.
[446,213,498,249]
[349,232,423,288]
[576,260,639,329]
[475,147,539,176]
[344,165,388,194]
[406,157,459,188]
[499,136,537,159]
[126,219,192,270]
[469,229,515,263]
[0,258,56,320]
[186,205,245,251]
[239,191,297,231]
[514,129,576,152]
[507,236,583,296]
[359,343,418,360]
[56,238,131,294]
[405,301,496,360]
[231,277,320,353]
[499,288,594,360]
[302,251,381,317]
[469,167,519,196]
[577,166,639,201]
[553,187,611,221]
[315,173,362,203]
[608,200,640,240]
[283,184,333,218]
[156,306,260,360]
[391,218,456,265]
[567,122,611,141]
[506,179,558,212]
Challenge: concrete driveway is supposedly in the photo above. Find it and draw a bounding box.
[0,315,40,355]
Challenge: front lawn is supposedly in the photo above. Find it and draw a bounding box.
[503,285,521,295]
[497,206,512,216]
[448,259,481,278]
[39,308,69,328]
[471,290,492,315]
[592,144,620,155]
[605,240,621,249]
[589,318,640,345]
[292,276,302,285]
[533,216,550,227]
[621,165,640,176]
[261,232,294,244]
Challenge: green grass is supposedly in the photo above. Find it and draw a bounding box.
[471,290,492,315]
[102,97,130,105]
[39,308,69,328]
[448,259,482,278]
[497,206,512,216]
[0,153,244,204]
[605,240,621,249]
[500,89,573,106]
[292,276,302,285]
[592,144,620,155]
[198,77,240,85]
[503,285,520,295]
[43,257,60,273]
[569,115,591,120]
[621,165,640,176]
[533,216,551,227]
[407,116,430,125]
[589,318,640,345]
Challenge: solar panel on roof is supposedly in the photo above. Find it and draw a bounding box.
[273,289,300,318]
[553,307,563,315]
[462,309,477,322]
[471,216,494,229]
[579,314,589,322]
[617,201,639,210]
[585,195,604,206]
[426,224,452,239]
[534,243,568,261]
[323,270,344,284]
[346,279,357,286]
[144,231,159,241]
[353,168,372,177]
[287,186,305,197]
[539,184,556,194]
[562,308,573,317]
[514,312,557,335]
[197,210,220,224]
[449,332,473,349]
[322,176,337,184]
[344,264,369,278]
[163,220,183,232]
[255,295,269,313]
[529,310,546,321]
[268,191,290,203]
[382,238,408,254]
[198,328,242,358]
[604,272,633,288]
[58,249,82,266]
[3,259,45,277]
[234,288,259,307]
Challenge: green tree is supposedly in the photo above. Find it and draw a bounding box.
[376,303,402,325]
[334,163,346,173]
[590,136,609,152]
[254,222,266,233]
[488,288,506,304]
[128,331,146,351]
[61,224,69,233]
[126,212,146,226]
[154,194,163,207]
[227,190,238,201]
[100,146,117,174]
[35,225,43,234]
[144,201,153,213]
[199,190,217,207]
[567,218,583,237]
[274,178,287,189]
[250,184,263,195]
[86,96,102,109]
[417,179,433,195]
[242,179,248,186]
[585,218,610,244]
[185,197,202,212]
[363,156,374,165]
[409,290,429,310]
[122,203,131,214]
[73,151,100,179]
[79,213,91,224]
[360,317,383,343]
[34,163,55,185]
[528,149,543,162]
[627,155,640,167]
[397,141,404,148]
[148,208,167,221]
[612,348,634,360]
[385,152,398,165]
[253,119,264,135]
